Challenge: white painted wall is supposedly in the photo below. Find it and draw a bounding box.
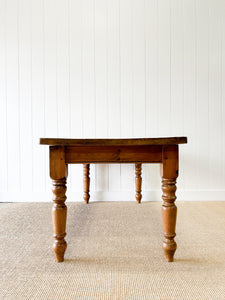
[0,0,225,202]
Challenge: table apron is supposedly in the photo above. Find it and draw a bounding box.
[65,145,163,164]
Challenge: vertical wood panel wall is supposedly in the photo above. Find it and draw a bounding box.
[0,0,224,202]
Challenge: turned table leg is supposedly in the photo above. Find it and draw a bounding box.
[135,163,142,203]
[83,163,90,204]
[50,146,68,262]
[160,145,178,262]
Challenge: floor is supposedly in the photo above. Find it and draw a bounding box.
[0,201,225,299]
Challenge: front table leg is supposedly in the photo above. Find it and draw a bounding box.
[160,145,179,262]
[50,146,68,262]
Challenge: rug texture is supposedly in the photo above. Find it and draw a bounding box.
[0,201,225,299]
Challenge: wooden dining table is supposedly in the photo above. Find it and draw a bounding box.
[40,137,187,263]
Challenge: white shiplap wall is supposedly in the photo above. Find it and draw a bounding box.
[0,0,225,202]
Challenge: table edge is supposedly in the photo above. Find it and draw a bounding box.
[39,137,188,146]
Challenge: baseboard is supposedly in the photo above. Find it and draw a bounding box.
[0,190,225,202]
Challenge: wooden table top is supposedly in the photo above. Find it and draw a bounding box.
[40,137,187,146]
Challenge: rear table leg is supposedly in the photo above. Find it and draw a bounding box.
[135,163,142,203]
[83,164,90,204]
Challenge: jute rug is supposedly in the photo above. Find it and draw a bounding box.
[0,201,225,299]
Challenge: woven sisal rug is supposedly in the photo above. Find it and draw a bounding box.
[0,201,225,299]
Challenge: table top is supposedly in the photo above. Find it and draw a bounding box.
[40,137,187,146]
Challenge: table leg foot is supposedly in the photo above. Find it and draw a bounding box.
[162,239,177,262]
[53,239,67,262]
[135,163,142,203]
[83,164,90,204]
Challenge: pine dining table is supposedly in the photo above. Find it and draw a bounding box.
[40,136,187,263]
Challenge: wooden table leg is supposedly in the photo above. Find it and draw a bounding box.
[160,145,178,262]
[83,163,90,204]
[50,146,68,262]
[135,163,142,203]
